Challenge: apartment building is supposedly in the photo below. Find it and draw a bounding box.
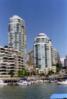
[0,46,24,77]
[34,33,52,73]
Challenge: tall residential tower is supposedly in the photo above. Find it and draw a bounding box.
[34,33,52,73]
[8,15,26,56]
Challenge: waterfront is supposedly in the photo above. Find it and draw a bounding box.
[0,83,67,99]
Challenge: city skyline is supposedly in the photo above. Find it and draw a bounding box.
[0,0,67,57]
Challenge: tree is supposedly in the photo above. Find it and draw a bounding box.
[9,70,14,77]
[48,70,54,75]
[18,68,29,77]
[56,63,62,73]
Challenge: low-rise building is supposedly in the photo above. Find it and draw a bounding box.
[0,46,24,78]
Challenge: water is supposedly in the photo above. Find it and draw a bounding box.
[0,83,67,99]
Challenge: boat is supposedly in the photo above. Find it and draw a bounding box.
[57,80,67,85]
[0,80,7,86]
[17,80,31,86]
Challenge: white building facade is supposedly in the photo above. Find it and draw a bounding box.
[0,46,23,77]
[34,33,52,73]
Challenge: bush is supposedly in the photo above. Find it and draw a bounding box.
[18,69,29,77]
[48,70,54,75]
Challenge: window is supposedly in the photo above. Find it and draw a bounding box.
[36,38,40,43]
[42,38,45,42]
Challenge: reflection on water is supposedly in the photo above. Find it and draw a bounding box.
[0,83,67,99]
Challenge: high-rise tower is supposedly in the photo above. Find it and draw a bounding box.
[8,15,26,56]
[34,33,52,72]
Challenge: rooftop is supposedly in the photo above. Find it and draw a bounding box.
[10,15,24,21]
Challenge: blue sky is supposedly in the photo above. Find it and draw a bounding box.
[0,0,67,57]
